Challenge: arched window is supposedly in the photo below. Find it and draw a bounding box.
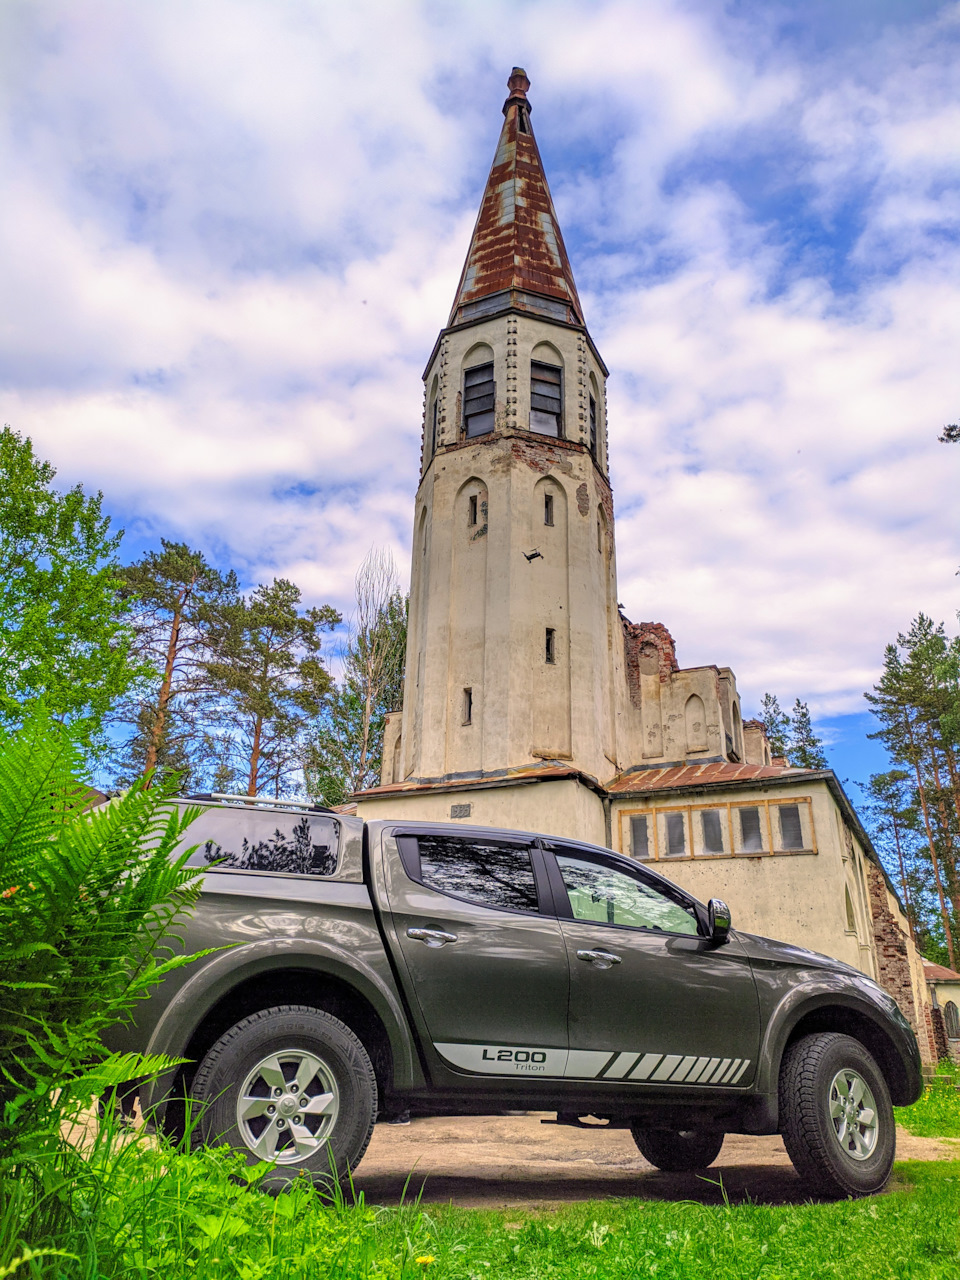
[530,360,562,436]
[945,1001,960,1040]
[845,886,856,932]
[684,695,707,752]
[588,373,600,457]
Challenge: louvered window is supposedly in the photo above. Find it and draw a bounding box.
[589,394,597,455]
[530,361,562,436]
[464,363,495,437]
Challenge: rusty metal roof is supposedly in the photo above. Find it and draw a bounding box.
[606,762,816,794]
[447,69,583,328]
[923,959,960,983]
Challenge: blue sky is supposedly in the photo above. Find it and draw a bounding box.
[1,0,958,787]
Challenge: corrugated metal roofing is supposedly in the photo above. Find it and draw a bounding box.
[923,959,960,983]
[447,69,583,327]
[607,762,811,794]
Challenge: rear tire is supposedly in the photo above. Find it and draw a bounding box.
[630,1126,724,1171]
[779,1031,894,1199]
[191,1004,377,1191]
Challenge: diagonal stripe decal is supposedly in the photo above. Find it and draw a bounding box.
[433,1042,751,1085]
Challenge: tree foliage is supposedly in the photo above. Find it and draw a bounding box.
[306,550,407,804]
[865,613,960,967]
[116,541,239,789]
[204,579,339,797]
[757,693,827,768]
[0,426,140,749]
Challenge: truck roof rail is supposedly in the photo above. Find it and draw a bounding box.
[180,792,336,814]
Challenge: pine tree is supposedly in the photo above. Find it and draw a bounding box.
[116,541,239,787]
[205,579,339,797]
[758,693,791,758]
[789,699,828,769]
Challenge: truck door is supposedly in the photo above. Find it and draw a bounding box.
[379,829,570,1082]
[544,843,761,1089]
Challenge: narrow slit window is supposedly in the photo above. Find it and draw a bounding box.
[464,363,495,437]
[545,628,556,664]
[597,517,602,552]
[468,494,478,526]
[462,687,473,725]
[589,395,597,456]
[430,398,438,455]
[630,815,650,860]
[665,812,686,857]
[739,807,764,853]
[778,803,804,850]
[544,493,554,526]
[530,361,562,436]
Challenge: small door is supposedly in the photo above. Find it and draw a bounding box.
[546,843,762,1089]
[381,830,570,1079]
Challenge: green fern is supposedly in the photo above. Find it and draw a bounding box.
[0,710,202,1147]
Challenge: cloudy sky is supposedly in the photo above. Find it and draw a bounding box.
[1,0,958,784]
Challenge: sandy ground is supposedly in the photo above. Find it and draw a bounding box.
[349,1113,960,1208]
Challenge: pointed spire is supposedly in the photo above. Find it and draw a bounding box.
[448,68,584,328]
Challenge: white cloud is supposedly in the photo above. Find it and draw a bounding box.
[0,0,958,733]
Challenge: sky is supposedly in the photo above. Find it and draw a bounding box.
[1,0,958,788]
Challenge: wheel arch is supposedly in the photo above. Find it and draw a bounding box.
[763,996,917,1107]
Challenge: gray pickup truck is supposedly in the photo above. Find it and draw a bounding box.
[114,795,922,1199]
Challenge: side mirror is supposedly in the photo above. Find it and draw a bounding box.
[708,898,731,945]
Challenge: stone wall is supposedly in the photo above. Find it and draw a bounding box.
[865,858,936,1062]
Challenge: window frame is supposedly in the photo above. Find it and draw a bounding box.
[463,361,496,438]
[541,840,707,938]
[529,359,564,438]
[617,797,817,862]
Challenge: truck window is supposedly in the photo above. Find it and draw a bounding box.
[179,809,338,876]
[555,852,699,935]
[413,835,540,913]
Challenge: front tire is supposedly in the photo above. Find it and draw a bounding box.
[779,1031,894,1199]
[630,1126,724,1171]
[191,1005,377,1190]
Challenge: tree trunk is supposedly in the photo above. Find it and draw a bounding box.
[144,587,188,782]
[908,721,956,967]
[247,716,262,797]
[891,814,916,942]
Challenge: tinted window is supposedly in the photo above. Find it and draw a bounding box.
[556,853,699,936]
[180,808,338,875]
[415,835,539,913]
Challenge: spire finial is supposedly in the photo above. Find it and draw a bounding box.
[507,67,530,97]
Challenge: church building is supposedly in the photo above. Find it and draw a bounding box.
[354,70,938,1064]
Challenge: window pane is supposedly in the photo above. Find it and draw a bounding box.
[417,836,539,912]
[630,815,650,860]
[183,809,339,875]
[531,361,561,385]
[700,809,725,854]
[778,803,803,850]
[530,409,560,436]
[531,391,562,411]
[665,812,686,856]
[556,854,699,935]
[465,411,495,437]
[739,807,764,852]
[464,363,494,386]
[945,1001,960,1040]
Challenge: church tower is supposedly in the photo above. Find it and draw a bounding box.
[390,68,623,787]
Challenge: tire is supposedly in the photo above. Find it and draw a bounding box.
[779,1031,895,1199]
[630,1126,725,1171]
[191,1004,378,1191]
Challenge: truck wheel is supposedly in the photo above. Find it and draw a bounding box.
[630,1126,724,1171]
[191,1004,377,1190]
[779,1031,894,1199]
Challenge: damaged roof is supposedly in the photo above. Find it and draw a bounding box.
[447,68,584,328]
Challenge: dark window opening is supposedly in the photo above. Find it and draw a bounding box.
[701,809,724,854]
[462,687,473,725]
[518,106,530,135]
[430,398,438,455]
[739,807,764,852]
[665,812,686,857]
[182,809,339,877]
[468,494,478,525]
[530,360,562,436]
[589,395,597,455]
[464,362,495,437]
[630,815,650,860]
[545,628,556,664]
[544,493,554,526]
[778,803,804,850]
[945,1001,960,1040]
[416,835,540,913]
[597,517,602,552]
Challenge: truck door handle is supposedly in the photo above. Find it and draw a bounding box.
[407,927,458,948]
[576,949,622,969]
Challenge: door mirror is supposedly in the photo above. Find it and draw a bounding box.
[708,898,731,945]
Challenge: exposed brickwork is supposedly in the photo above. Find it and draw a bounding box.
[575,482,589,516]
[622,620,680,709]
[864,858,930,1056]
[930,1004,950,1061]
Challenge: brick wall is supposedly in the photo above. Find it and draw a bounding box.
[865,857,937,1063]
[622,621,679,710]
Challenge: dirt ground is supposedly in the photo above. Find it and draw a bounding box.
[350,1113,960,1208]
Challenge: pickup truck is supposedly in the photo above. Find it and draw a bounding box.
[114,795,923,1199]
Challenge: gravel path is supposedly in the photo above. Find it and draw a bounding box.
[351,1113,959,1208]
